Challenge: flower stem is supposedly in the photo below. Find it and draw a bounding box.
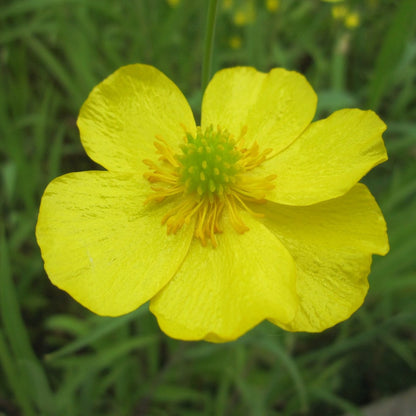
[201,0,219,94]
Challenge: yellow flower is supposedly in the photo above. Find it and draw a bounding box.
[229,35,243,50]
[222,0,233,10]
[345,11,360,29]
[266,0,280,13]
[332,5,348,19]
[332,5,360,29]
[233,6,255,26]
[36,65,389,342]
[166,0,180,7]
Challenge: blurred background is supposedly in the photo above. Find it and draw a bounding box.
[1,0,416,415]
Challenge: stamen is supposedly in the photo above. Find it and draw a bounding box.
[154,136,180,167]
[228,191,263,217]
[239,141,274,171]
[233,174,276,201]
[225,197,249,234]
[143,125,276,247]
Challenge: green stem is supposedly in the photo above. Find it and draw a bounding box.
[201,0,219,94]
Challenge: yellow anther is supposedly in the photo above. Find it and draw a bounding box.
[143,125,276,247]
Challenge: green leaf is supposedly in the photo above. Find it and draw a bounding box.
[0,228,54,415]
[45,307,147,361]
[368,0,416,110]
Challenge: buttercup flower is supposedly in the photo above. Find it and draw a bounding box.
[229,35,243,50]
[265,0,280,13]
[332,4,348,19]
[166,0,180,8]
[344,11,360,29]
[331,5,361,29]
[233,4,256,26]
[36,64,389,342]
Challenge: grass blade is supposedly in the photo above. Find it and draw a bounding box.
[368,0,416,110]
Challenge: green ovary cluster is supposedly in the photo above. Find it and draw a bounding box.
[178,126,242,197]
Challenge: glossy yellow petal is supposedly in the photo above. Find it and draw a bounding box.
[150,211,298,342]
[36,171,194,316]
[265,109,387,205]
[78,64,196,173]
[201,67,317,154]
[256,183,389,332]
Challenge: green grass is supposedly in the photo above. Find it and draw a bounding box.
[1,0,416,415]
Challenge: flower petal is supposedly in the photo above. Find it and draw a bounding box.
[201,67,317,154]
[36,171,194,316]
[77,64,196,173]
[256,183,389,332]
[150,211,298,342]
[265,109,387,205]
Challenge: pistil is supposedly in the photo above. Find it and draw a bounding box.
[144,125,275,247]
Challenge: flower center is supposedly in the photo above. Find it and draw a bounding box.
[178,127,241,199]
[143,125,275,247]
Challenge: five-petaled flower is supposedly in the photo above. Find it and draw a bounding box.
[36,64,389,342]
